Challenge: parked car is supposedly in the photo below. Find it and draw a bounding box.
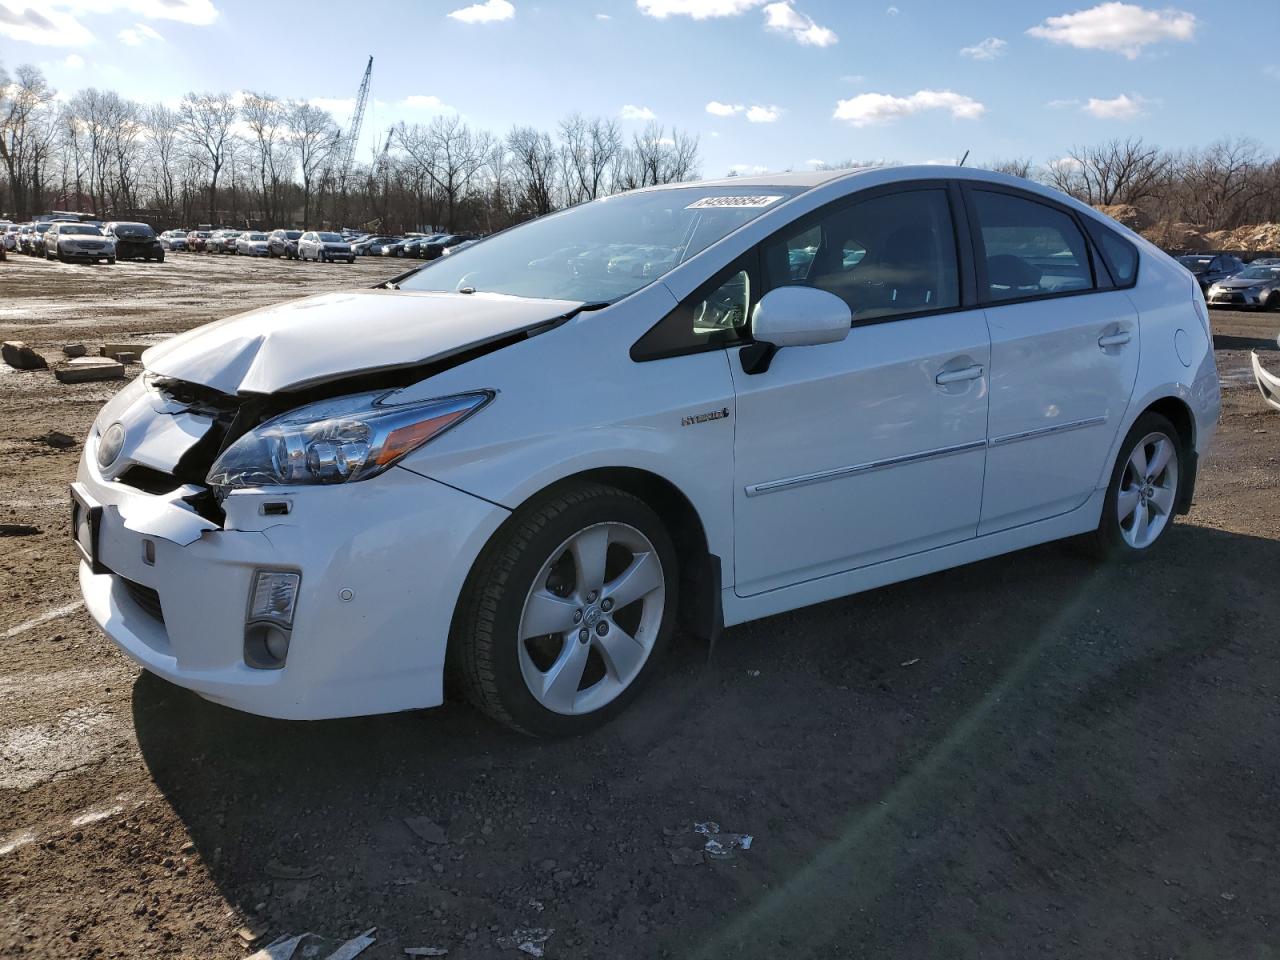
[378,236,420,257]
[207,230,241,254]
[1176,253,1245,291]
[297,231,354,262]
[44,222,115,263]
[236,231,272,257]
[352,234,399,256]
[2,223,20,252]
[1205,264,1280,310]
[160,230,188,252]
[268,229,303,259]
[1249,256,1280,266]
[400,234,448,258]
[72,167,1219,734]
[418,234,475,262]
[24,222,53,255]
[440,238,480,257]
[187,230,211,252]
[104,222,164,262]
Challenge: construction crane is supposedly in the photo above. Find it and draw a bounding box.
[337,56,372,191]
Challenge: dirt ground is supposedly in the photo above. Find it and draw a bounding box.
[1,250,1278,960]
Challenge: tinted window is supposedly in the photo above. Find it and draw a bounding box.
[631,257,757,361]
[764,189,959,322]
[970,190,1092,301]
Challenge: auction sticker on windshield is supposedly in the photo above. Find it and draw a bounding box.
[686,195,784,209]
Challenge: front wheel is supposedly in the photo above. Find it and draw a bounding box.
[452,483,678,736]
[1090,412,1182,560]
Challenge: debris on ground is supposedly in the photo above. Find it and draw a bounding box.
[99,343,151,361]
[54,357,126,384]
[405,948,449,957]
[248,928,378,960]
[39,431,76,449]
[404,816,449,845]
[496,928,554,957]
[900,658,920,667]
[0,524,40,537]
[61,344,87,358]
[694,821,753,860]
[2,340,48,370]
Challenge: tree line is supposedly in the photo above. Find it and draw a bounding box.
[5,60,1280,238]
[0,61,700,232]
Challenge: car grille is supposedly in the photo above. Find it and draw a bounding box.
[121,576,164,624]
[79,242,105,251]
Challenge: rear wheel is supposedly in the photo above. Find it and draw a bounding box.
[453,483,677,736]
[1266,291,1280,311]
[1090,412,1182,560]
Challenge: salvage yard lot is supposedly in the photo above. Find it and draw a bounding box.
[1,253,1279,959]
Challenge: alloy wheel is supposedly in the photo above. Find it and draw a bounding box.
[517,521,666,716]
[1117,431,1179,549]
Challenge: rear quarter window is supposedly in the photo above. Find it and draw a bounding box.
[1087,222,1139,286]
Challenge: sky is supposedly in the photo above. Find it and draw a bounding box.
[3,0,1279,178]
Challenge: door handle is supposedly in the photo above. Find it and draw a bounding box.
[935,364,984,385]
[1098,331,1132,348]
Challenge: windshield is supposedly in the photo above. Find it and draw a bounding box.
[247,233,268,241]
[318,232,344,242]
[115,223,154,237]
[1235,266,1278,280]
[399,186,805,302]
[285,231,301,239]
[60,225,101,236]
[1177,256,1211,273]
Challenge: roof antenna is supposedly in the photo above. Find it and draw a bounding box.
[957,149,970,167]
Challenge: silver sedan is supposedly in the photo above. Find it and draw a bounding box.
[1205,264,1280,310]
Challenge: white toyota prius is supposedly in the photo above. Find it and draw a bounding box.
[74,166,1221,736]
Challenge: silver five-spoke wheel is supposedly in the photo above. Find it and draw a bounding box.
[518,521,666,716]
[1116,431,1179,549]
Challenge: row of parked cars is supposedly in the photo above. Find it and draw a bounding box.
[2,218,164,263]
[350,232,478,260]
[1177,253,1280,310]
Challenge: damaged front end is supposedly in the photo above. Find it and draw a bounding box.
[1253,351,1280,413]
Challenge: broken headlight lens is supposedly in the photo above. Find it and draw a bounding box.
[207,390,492,496]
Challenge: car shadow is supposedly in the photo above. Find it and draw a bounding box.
[1214,333,1278,352]
[132,522,1280,958]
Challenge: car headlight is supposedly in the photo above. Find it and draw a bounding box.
[206,389,493,496]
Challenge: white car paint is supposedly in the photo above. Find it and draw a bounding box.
[297,231,355,263]
[75,165,1220,722]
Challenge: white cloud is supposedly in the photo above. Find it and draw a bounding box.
[960,36,1006,60]
[0,0,216,47]
[1049,155,1084,170]
[834,89,985,126]
[706,101,744,116]
[1027,3,1195,59]
[1083,93,1146,119]
[402,94,454,112]
[309,97,356,119]
[64,53,85,68]
[886,5,898,13]
[619,104,656,120]
[1045,97,1081,108]
[745,104,781,122]
[636,0,765,18]
[763,1,836,46]
[729,163,768,175]
[841,74,865,83]
[596,11,611,18]
[447,0,514,23]
[118,21,162,45]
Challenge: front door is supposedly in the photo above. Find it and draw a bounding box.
[730,186,992,597]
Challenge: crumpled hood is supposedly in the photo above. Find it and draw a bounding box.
[142,288,581,394]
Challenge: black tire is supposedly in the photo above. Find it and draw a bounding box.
[157,253,164,263]
[107,257,115,265]
[451,482,679,737]
[1266,291,1280,311]
[1089,411,1183,561]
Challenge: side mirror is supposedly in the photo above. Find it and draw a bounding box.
[743,286,851,374]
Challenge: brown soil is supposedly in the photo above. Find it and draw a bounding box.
[1,252,1279,959]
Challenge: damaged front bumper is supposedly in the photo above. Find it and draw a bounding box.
[75,395,509,720]
[1253,351,1280,413]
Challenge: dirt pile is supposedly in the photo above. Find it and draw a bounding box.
[1094,204,1151,231]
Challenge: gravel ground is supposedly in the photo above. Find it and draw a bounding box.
[1,251,1278,959]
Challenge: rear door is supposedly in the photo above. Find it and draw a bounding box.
[964,185,1140,534]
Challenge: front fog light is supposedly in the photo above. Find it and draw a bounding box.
[249,570,300,626]
[97,423,125,469]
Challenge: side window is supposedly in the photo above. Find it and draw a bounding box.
[970,190,1093,301]
[630,257,756,361]
[763,189,959,322]
[1085,221,1139,286]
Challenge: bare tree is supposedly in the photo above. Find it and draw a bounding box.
[1047,137,1170,207]
[0,63,57,218]
[241,91,287,224]
[506,125,557,217]
[287,101,339,228]
[989,157,1034,179]
[178,92,238,222]
[398,115,488,228]
[145,104,181,219]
